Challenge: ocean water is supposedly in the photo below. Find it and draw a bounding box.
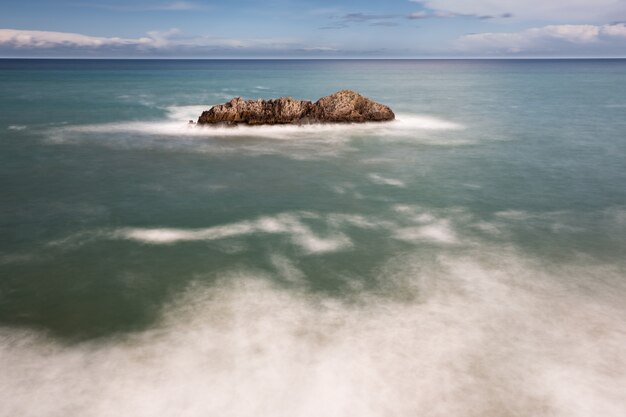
[0,59,625,416]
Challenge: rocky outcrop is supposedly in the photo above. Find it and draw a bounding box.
[197,90,394,125]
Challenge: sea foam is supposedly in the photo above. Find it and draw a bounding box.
[1,250,625,417]
[47,105,464,142]
[42,104,468,161]
[6,202,626,416]
[115,213,353,255]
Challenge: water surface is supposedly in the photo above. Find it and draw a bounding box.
[1,59,625,417]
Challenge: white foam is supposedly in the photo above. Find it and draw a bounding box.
[291,233,352,254]
[391,114,464,131]
[2,252,625,417]
[185,112,461,139]
[269,254,305,283]
[7,125,27,131]
[389,205,467,244]
[113,213,353,255]
[472,221,504,235]
[163,105,208,121]
[368,173,406,188]
[43,105,468,161]
[393,204,440,224]
[48,105,463,141]
[326,214,391,230]
[119,221,257,244]
[393,220,460,244]
[56,206,475,256]
[495,210,533,221]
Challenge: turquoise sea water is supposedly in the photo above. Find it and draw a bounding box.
[1,59,625,416]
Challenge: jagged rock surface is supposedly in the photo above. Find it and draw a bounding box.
[197,90,394,125]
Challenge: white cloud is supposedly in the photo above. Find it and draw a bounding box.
[602,23,626,37]
[0,29,160,49]
[0,28,308,52]
[419,0,626,22]
[0,29,133,48]
[407,11,429,19]
[78,1,204,12]
[457,23,626,55]
[0,28,343,57]
[407,7,511,20]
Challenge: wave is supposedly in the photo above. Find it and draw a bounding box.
[49,207,463,255]
[47,105,464,142]
[53,117,462,139]
[175,104,464,135]
[114,213,353,255]
[6,203,626,415]
[368,173,406,187]
[43,107,468,160]
[1,248,625,417]
[47,204,626,263]
[393,220,460,244]
[42,105,470,162]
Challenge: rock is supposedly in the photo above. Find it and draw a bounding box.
[197,90,394,125]
[307,90,396,123]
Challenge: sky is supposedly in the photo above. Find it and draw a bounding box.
[1,0,626,58]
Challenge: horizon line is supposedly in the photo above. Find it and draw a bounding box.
[2,57,626,60]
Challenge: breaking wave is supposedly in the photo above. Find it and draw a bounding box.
[38,104,471,161]
[4,201,626,417]
[1,248,625,417]
[116,212,353,255]
[45,105,464,143]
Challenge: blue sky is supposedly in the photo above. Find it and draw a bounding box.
[1,0,626,57]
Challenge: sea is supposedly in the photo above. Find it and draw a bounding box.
[0,59,625,416]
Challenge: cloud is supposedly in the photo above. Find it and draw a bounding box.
[0,28,149,48]
[407,11,429,20]
[457,23,626,55]
[320,12,399,29]
[76,1,204,12]
[417,0,626,22]
[602,23,626,37]
[407,9,513,20]
[0,28,278,50]
[342,13,397,22]
[0,28,337,57]
[298,46,339,52]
